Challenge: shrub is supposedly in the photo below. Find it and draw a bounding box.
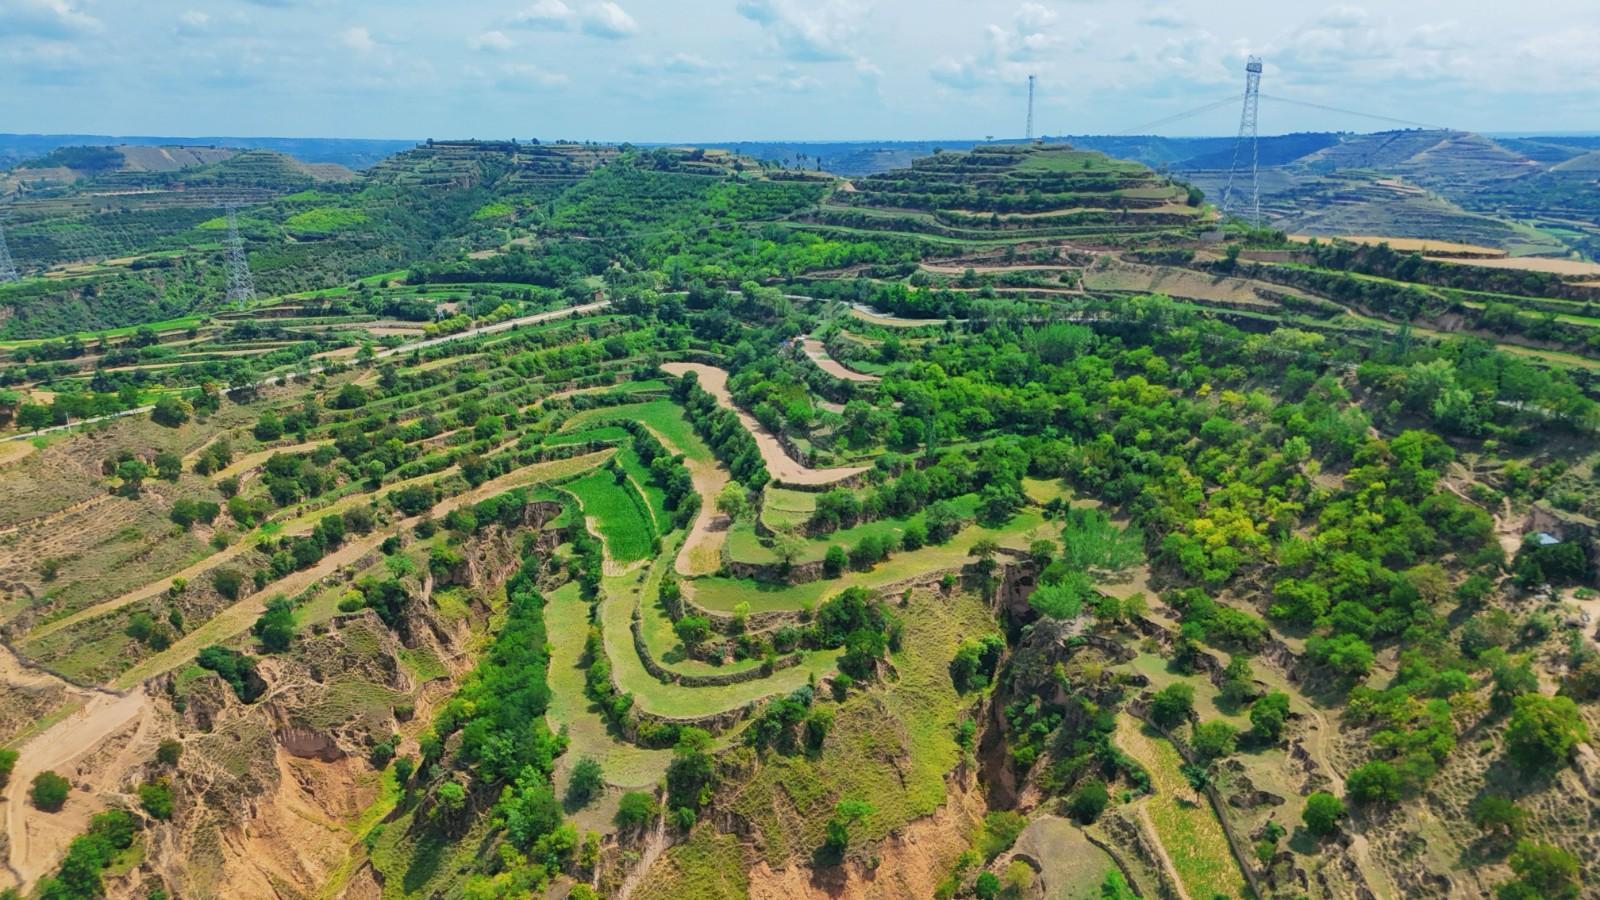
[0,748,16,786]
[1148,683,1195,727]
[212,568,245,600]
[1498,840,1580,899]
[1066,778,1109,823]
[155,740,182,766]
[615,791,657,830]
[567,757,604,808]
[1248,691,1291,743]
[1505,693,1587,773]
[1345,760,1401,804]
[30,771,70,811]
[1302,791,1345,836]
[1191,721,1238,760]
[138,780,175,820]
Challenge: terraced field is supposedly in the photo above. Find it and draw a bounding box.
[3,137,1598,900]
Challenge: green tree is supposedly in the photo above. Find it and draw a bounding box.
[151,395,191,427]
[715,483,748,520]
[1505,694,1587,772]
[252,597,295,653]
[1302,791,1345,836]
[1067,778,1109,824]
[824,798,874,855]
[1470,794,1527,844]
[0,748,17,786]
[1498,840,1580,900]
[30,771,70,811]
[566,757,604,808]
[1345,760,1401,804]
[138,780,175,820]
[154,451,182,481]
[615,791,657,831]
[434,781,467,819]
[1191,720,1238,760]
[1148,683,1195,728]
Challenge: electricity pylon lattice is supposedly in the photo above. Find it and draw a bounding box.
[1220,56,1264,227]
[0,217,19,283]
[1025,74,1036,142]
[224,205,256,305]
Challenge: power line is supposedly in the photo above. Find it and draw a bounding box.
[1115,95,1241,136]
[1220,56,1264,228]
[1258,94,1446,131]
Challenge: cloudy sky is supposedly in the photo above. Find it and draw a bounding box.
[1,0,1596,141]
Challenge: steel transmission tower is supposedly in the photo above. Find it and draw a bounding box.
[1025,75,1036,141]
[224,204,256,305]
[0,217,18,283]
[1220,56,1264,227]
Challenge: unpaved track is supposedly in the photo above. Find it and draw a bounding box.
[660,362,867,486]
[0,671,149,889]
[800,338,879,383]
[638,423,730,578]
[919,263,1082,276]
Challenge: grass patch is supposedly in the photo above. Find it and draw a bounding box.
[725,587,996,867]
[543,581,673,789]
[692,507,1051,613]
[632,827,749,900]
[563,400,714,464]
[1114,713,1248,900]
[565,468,657,563]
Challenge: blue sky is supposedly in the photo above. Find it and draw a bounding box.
[0,0,1595,140]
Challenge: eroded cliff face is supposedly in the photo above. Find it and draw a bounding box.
[114,524,541,900]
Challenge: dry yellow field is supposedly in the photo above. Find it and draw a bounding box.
[1290,234,1507,257]
[1426,255,1600,277]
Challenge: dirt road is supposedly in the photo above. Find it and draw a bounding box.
[659,362,867,486]
[800,338,879,383]
[0,668,149,889]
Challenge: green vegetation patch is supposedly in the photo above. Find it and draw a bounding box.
[726,588,995,866]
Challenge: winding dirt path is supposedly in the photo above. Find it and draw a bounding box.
[0,667,149,890]
[800,337,879,383]
[659,362,867,486]
[638,424,730,579]
[1135,806,1192,900]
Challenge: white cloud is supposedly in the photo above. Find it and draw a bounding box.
[497,62,570,87]
[174,10,210,36]
[470,30,514,52]
[340,26,376,53]
[931,3,1060,90]
[0,0,102,38]
[509,0,637,40]
[1141,7,1189,30]
[510,0,577,29]
[1513,27,1600,83]
[736,0,871,63]
[583,2,637,38]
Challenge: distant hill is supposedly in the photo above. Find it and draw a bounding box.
[0,133,414,172]
[1062,129,1600,260]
